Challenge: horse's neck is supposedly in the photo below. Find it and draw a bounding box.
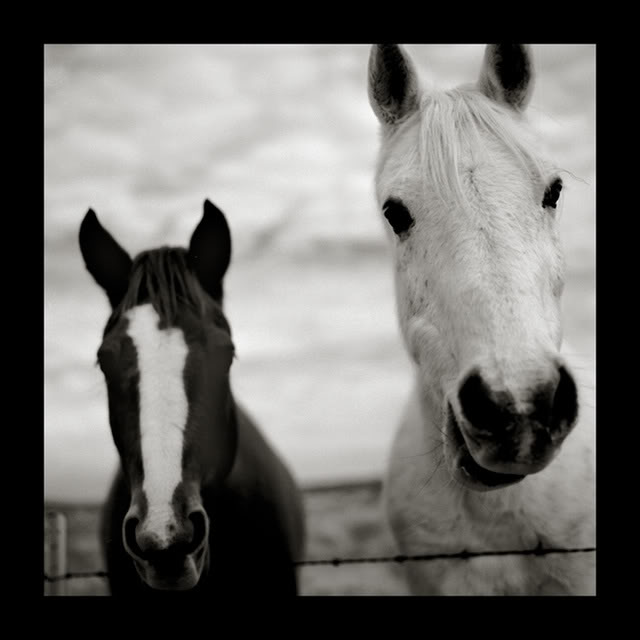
[226,402,286,490]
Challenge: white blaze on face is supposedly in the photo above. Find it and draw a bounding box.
[126,304,189,546]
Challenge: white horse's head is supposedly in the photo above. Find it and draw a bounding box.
[369,44,578,491]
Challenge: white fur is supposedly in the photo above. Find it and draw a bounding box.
[126,304,189,546]
[371,46,595,594]
[384,349,594,595]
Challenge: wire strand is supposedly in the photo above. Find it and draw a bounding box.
[44,545,596,581]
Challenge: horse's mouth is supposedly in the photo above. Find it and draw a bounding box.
[134,560,198,591]
[447,404,525,491]
[134,545,208,592]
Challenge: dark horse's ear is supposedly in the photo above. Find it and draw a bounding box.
[79,209,132,309]
[368,44,421,127]
[188,199,232,301]
[478,44,534,111]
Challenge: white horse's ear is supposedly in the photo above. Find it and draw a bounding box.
[368,44,420,126]
[478,44,535,111]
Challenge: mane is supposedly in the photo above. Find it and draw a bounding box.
[104,247,229,335]
[416,87,548,206]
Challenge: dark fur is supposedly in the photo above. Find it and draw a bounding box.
[101,405,306,595]
[80,201,305,595]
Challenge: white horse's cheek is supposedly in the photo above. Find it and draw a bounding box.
[373,44,594,595]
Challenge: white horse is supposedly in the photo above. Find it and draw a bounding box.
[367,44,594,595]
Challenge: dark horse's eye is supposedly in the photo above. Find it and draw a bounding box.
[542,178,563,209]
[383,198,414,236]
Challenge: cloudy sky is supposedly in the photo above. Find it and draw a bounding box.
[44,44,595,503]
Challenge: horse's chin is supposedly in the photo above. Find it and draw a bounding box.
[445,404,525,492]
[135,545,208,592]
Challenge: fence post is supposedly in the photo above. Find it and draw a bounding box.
[45,511,67,596]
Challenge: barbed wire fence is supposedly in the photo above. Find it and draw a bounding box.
[44,511,595,595]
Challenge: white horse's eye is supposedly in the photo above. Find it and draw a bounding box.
[542,178,563,209]
[383,198,415,236]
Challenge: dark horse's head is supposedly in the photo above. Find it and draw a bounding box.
[79,200,236,591]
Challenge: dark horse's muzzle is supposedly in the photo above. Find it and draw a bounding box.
[122,500,210,591]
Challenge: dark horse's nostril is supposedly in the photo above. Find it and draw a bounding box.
[458,371,511,434]
[185,509,208,555]
[123,510,208,564]
[123,516,145,560]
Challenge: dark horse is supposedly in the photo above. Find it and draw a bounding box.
[79,199,305,595]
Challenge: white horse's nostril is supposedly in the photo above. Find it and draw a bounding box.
[550,365,579,433]
[458,362,578,438]
[458,369,511,435]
